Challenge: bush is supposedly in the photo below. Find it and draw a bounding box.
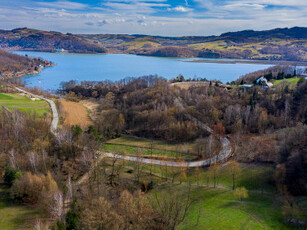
[234,187,248,201]
[65,199,80,230]
[3,166,22,186]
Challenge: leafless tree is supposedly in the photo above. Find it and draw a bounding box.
[151,185,194,230]
[28,151,37,173]
[49,191,63,221]
[8,149,18,169]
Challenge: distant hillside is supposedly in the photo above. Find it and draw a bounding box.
[1,27,306,61]
[79,27,307,61]
[220,27,307,40]
[0,28,107,54]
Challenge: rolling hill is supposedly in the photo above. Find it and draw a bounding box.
[0,27,306,61]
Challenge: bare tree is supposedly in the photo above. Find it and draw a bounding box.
[41,149,48,173]
[227,160,241,190]
[28,151,37,173]
[8,149,18,169]
[34,219,49,230]
[133,148,145,182]
[49,191,64,221]
[151,185,194,230]
[208,162,220,188]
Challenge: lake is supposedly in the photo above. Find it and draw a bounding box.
[15,51,272,91]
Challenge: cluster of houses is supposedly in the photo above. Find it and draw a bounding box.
[241,76,274,89]
[0,60,53,80]
[56,48,65,53]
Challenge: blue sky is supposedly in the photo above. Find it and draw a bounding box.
[0,0,306,36]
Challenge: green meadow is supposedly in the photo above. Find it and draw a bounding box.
[0,184,40,230]
[0,93,50,117]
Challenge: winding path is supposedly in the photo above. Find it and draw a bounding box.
[102,137,230,167]
[14,87,231,167]
[15,87,58,133]
[100,97,232,167]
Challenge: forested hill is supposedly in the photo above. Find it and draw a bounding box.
[76,27,307,61]
[0,28,107,54]
[0,49,52,78]
[1,27,306,61]
[219,27,307,40]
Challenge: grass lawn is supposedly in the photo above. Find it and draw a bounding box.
[106,135,197,154]
[185,162,276,192]
[167,185,293,230]
[273,77,300,86]
[90,158,302,229]
[0,93,50,117]
[0,184,40,230]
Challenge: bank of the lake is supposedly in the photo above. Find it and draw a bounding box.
[15,51,273,91]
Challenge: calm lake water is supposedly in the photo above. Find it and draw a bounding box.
[15,51,272,91]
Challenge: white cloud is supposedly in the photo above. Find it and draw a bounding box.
[37,1,87,10]
[102,1,169,14]
[0,0,306,36]
[223,3,266,10]
[168,6,191,12]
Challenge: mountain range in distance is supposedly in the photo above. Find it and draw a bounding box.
[0,27,306,62]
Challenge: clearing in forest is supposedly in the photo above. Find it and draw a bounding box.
[107,135,197,154]
[0,184,40,230]
[58,100,93,129]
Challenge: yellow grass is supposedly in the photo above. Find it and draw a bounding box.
[58,100,93,129]
[171,82,210,89]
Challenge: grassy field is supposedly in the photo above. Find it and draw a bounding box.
[106,135,197,154]
[173,185,290,230]
[273,77,300,86]
[0,184,40,230]
[92,156,303,229]
[146,163,296,230]
[103,144,196,160]
[58,100,93,129]
[184,162,276,192]
[0,93,50,117]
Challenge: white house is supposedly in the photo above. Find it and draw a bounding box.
[257,76,273,88]
[56,48,65,52]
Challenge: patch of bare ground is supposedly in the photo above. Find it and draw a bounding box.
[79,99,99,121]
[58,100,93,129]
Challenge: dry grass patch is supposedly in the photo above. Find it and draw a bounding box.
[58,100,93,129]
[79,99,99,120]
[171,82,209,90]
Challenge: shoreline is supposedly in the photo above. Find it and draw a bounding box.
[1,63,55,81]
[11,49,307,66]
[183,59,307,66]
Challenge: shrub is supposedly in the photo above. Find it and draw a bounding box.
[3,166,22,187]
[234,187,248,201]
